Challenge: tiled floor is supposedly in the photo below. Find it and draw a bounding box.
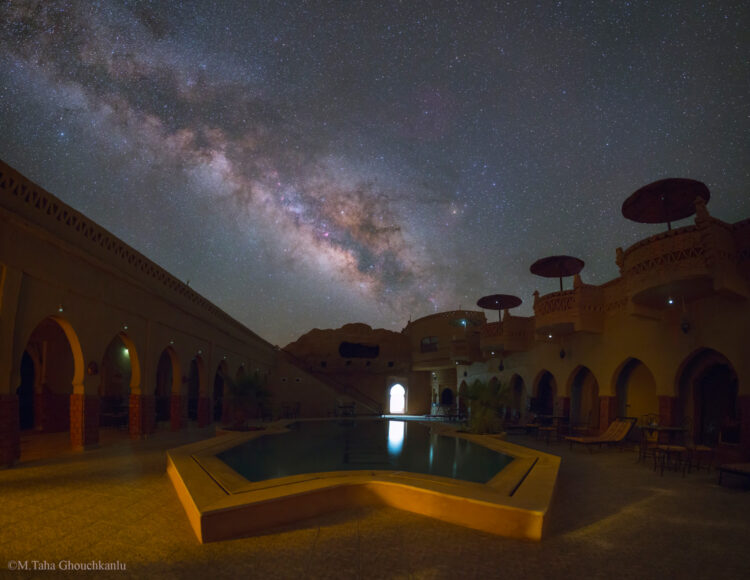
[1,427,749,579]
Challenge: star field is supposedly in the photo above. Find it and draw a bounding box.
[1,1,748,345]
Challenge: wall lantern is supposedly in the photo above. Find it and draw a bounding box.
[197,349,203,355]
[122,324,128,331]
[57,304,64,313]
[169,339,175,345]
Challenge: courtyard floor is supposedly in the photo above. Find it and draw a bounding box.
[1,426,749,579]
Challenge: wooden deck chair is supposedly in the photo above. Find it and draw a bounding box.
[566,417,636,451]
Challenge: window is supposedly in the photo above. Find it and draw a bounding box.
[420,336,438,353]
[338,342,379,358]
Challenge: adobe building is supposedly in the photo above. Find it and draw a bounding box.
[0,160,357,467]
[2,157,750,466]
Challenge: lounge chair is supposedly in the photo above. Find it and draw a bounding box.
[718,463,750,486]
[566,417,636,451]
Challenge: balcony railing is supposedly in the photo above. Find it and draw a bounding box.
[533,282,604,335]
[616,213,748,307]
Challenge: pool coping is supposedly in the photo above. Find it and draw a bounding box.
[167,419,560,543]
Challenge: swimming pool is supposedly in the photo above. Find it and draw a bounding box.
[218,420,514,484]
[167,419,560,543]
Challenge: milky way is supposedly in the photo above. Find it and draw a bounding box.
[1,1,748,345]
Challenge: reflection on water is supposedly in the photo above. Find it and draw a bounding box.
[218,419,513,484]
[388,420,405,456]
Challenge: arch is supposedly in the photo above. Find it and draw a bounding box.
[676,348,739,446]
[532,370,556,415]
[155,347,181,426]
[184,355,207,422]
[98,333,134,429]
[613,357,657,419]
[44,315,85,390]
[440,387,454,406]
[117,333,141,392]
[19,316,85,435]
[567,365,600,430]
[389,383,406,414]
[213,360,229,423]
[509,374,526,420]
[16,351,36,430]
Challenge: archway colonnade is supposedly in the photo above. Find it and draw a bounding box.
[4,313,266,464]
[469,346,748,452]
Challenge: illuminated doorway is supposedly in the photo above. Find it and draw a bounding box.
[389,384,405,414]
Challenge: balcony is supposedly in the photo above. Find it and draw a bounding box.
[616,214,748,309]
[479,317,535,354]
[533,279,604,336]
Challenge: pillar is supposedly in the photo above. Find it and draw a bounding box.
[129,394,156,439]
[70,393,99,450]
[170,394,182,431]
[197,396,210,427]
[598,395,617,434]
[0,394,20,467]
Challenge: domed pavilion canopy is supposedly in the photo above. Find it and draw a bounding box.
[530,255,585,292]
[622,178,710,231]
[476,294,522,323]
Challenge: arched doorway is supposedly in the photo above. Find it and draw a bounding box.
[187,358,200,422]
[214,361,228,423]
[569,366,600,430]
[20,317,83,434]
[155,347,179,428]
[509,374,526,423]
[678,349,739,446]
[17,316,85,458]
[533,371,556,416]
[615,358,657,419]
[99,334,132,429]
[389,384,406,414]
[440,387,454,406]
[16,351,36,430]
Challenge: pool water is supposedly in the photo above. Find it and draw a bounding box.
[217,420,513,484]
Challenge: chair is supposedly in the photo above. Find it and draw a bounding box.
[566,417,636,451]
[681,416,715,473]
[652,419,689,476]
[637,413,661,463]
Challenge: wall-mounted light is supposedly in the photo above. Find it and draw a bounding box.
[197,349,202,355]
[223,355,227,360]
[169,339,175,345]
[57,304,64,313]
[667,297,674,305]
[122,324,128,331]
[548,334,553,339]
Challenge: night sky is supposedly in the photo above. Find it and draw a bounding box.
[1,1,748,346]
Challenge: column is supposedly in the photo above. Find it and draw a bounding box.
[70,393,100,450]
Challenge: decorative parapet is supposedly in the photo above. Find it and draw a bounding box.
[617,201,748,306]
[532,276,604,335]
[0,160,269,344]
